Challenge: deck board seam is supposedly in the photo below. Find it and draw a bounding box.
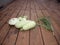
[33,0,45,45]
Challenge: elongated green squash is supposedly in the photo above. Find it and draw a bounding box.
[15,20,28,28]
[22,21,36,30]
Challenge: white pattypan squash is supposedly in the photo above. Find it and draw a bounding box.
[8,18,19,25]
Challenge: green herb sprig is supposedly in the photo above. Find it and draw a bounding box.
[38,17,53,32]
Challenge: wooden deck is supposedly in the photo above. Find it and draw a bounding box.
[0,0,60,45]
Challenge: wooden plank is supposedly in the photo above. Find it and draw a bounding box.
[41,10,58,45]
[16,31,29,45]
[0,1,23,44]
[0,23,10,44]
[22,0,27,10]
[0,9,15,45]
[42,10,60,45]
[0,2,16,21]
[0,1,17,20]
[0,0,24,29]
[47,10,60,26]
[0,7,17,45]
[0,0,24,21]
[1,1,25,45]
[51,18,60,45]
[0,6,16,30]
[30,10,43,45]
[31,1,35,10]
[2,27,18,45]
[33,0,40,10]
[26,0,30,10]
[54,10,60,17]
[35,0,46,10]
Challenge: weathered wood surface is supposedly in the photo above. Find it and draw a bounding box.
[0,0,60,45]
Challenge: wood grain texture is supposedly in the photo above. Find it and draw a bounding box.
[0,0,60,45]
